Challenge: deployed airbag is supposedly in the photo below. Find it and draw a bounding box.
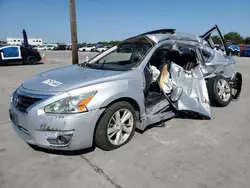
[158,64,173,94]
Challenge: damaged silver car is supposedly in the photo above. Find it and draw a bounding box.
[9,25,242,151]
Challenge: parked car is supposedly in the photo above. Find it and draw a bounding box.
[239,45,250,57]
[215,41,240,56]
[33,46,47,51]
[79,45,96,52]
[66,45,72,50]
[45,45,56,50]
[9,25,242,151]
[0,45,41,65]
[53,44,67,50]
[96,46,112,52]
[239,44,248,51]
[225,41,240,56]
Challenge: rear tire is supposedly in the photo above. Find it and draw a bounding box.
[26,56,37,65]
[95,101,136,151]
[206,76,232,107]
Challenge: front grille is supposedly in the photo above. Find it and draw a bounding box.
[14,94,42,113]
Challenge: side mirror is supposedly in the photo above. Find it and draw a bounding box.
[171,86,183,102]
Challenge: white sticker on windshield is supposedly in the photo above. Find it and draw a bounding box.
[42,79,62,87]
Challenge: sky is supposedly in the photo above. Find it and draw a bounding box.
[0,0,249,43]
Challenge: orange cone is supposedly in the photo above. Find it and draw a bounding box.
[42,53,46,60]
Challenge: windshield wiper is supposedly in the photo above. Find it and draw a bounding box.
[99,60,106,69]
[78,61,88,67]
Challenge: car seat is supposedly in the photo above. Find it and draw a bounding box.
[179,48,197,71]
[150,48,171,71]
[171,48,197,71]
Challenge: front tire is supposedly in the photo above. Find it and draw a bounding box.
[207,76,232,107]
[95,101,136,151]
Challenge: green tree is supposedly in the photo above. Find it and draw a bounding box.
[245,37,250,44]
[0,40,7,44]
[224,32,244,44]
[97,41,121,46]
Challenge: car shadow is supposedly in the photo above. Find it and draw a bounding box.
[136,116,176,134]
[0,62,44,67]
[28,144,96,156]
[136,112,210,134]
[28,112,210,155]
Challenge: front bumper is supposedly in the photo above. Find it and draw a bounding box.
[10,103,105,151]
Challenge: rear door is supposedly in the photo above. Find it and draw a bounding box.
[200,24,229,56]
[169,62,211,118]
[162,43,212,118]
[0,46,22,65]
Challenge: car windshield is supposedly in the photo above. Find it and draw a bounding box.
[87,45,93,47]
[244,46,250,50]
[81,36,153,71]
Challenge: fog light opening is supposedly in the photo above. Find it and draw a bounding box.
[57,135,68,144]
[47,133,73,146]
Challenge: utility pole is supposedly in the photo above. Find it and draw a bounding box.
[69,0,78,64]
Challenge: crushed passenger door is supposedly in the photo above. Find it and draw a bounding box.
[168,63,212,118]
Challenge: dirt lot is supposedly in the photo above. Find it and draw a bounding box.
[0,51,250,188]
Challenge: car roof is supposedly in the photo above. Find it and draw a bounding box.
[132,29,203,44]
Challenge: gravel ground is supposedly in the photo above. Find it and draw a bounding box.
[0,51,250,188]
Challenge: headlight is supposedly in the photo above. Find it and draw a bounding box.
[44,91,97,114]
[10,90,17,103]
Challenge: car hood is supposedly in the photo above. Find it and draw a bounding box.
[22,65,125,92]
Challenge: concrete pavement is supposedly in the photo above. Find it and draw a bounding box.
[0,52,250,188]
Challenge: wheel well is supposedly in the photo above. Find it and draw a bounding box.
[103,97,141,121]
[92,97,141,147]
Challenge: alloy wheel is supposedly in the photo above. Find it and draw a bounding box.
[217,79,231,102]
[107,108,134,146]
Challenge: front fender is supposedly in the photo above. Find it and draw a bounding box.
[85,79,145,116]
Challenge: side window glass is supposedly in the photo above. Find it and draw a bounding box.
[1,47,19,58]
